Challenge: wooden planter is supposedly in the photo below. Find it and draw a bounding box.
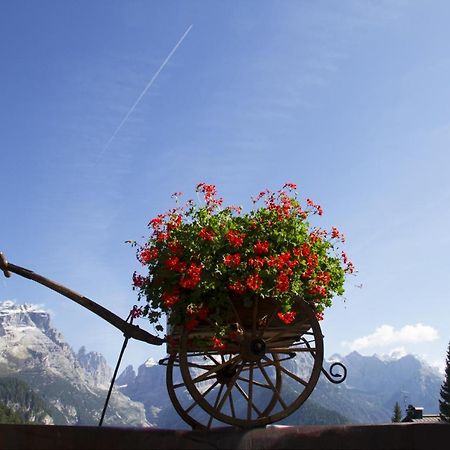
[166,295,313,353]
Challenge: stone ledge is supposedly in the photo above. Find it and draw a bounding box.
[1,423,449,450]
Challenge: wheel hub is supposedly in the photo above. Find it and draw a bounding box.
[240,336,267,362]
[216,364,237,385]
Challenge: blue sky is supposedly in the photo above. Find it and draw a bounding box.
[1,1,449,372]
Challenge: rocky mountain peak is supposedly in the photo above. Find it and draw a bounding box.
[76,346,112,388]
[0,300,149,426]
[116,365,136,387]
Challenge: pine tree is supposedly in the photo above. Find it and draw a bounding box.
[439,341,450,422]
[391,401,402,423]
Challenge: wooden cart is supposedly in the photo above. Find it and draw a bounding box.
[0,252,346,429]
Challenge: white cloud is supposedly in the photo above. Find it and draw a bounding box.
[343,323,439,352]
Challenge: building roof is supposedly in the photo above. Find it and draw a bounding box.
[404,415,443,424]
[401,405,443,423]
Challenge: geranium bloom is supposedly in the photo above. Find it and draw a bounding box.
[306,198,323,216]
[187,262,202,278]
[165,256,181,271]
[228,280,246,294]
[276,272,290,292]
[341,251,348,264]
[308,285,327,298]
[277,311,296,325]
[301,269,313,279]
[223,253,241,267]
[254,240,269,255]
[246,273,263,291]
[331,227,340,239]
[139,247,158,264]
[199,227,216,241]
[162,289,180,308]
[179,275,200,289]
[345,261,355,273]
[168,241,183,255]
[226,230,246,247]
[148,214,165,230]
[212,336,226,349]
[248,257,265,270]
[132,272,146,288]
[293,243,310,257]
[156,232,169,242]
[307,254,318,269]
[130,306,143,319]
[316,271,331,285]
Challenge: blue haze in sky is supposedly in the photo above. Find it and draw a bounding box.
[1,1,449,372]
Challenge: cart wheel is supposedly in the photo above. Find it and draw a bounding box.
[165,353,229,429]
[178,298,323,427]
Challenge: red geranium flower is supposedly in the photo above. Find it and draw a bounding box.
[139,247,158,264]
[199,227,216,241]
[223,253,241,267]
[254,240,269,255]
[246,273,263,291]
[226,230,245,247]
[277,311,296,325]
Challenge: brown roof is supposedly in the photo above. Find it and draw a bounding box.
[403,415,442,423]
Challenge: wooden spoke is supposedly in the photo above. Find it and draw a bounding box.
[190,355,241,384]
[234,382,263,417]
[265,330,287,343]
[263,355,308,387]
[206,354,221,365]
[184,400,198,414]
[247,363,254,420]
[267,347,317,353]
[228,391,236,419]
[173,373,217,389]
[257,360,288,410]
[172,380,186,389]
[195,380,220,400]
[166,353,210,430]
[215,364,245,412]
[237,376,271,389]
[207,384,225,428]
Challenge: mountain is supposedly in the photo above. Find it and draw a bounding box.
[0,300,149,426]
[309,351,443,423]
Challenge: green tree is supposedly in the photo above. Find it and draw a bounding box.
[440,341,450,422]
[391,401,402,423]
[0,402,24,424]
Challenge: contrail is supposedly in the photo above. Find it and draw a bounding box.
[99,24,193,157]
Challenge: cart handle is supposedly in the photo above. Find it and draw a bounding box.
[0,252,164,346]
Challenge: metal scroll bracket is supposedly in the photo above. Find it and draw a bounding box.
[321,362,347,384]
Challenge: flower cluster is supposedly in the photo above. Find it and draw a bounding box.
[132,183,354,345]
